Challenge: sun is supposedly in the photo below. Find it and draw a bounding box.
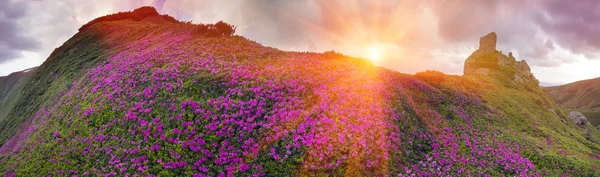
[367,44,383,62]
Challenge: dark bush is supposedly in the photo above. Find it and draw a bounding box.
[132,6,159,18]
[215,21,236,36]
[192,24,210,36]
[204,25,220,37]
[191,21,236,37]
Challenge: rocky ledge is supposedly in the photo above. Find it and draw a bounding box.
[464,32,539,85]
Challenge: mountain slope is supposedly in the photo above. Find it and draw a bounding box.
[0,7,599,176]
[546,77,600,110]
[546,77,600,126]
[0,68,33,101]
[0,67,37,122]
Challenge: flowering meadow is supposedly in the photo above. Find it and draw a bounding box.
[1,16,600,176]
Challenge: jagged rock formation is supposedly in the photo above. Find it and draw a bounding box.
[479,32,497,51]
[464,32,539,85]
[570,111,591,127]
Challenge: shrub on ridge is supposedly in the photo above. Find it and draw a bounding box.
[192,21,236,37]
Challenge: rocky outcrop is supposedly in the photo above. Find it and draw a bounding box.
[569,111,590,127]
[479,32,497,51]
[472,68,490,75]
[463,32,539,85]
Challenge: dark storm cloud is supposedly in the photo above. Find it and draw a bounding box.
[426,0,600,67]
[0,0,41,63]
[523,39,559,67]
[535,0,600,59]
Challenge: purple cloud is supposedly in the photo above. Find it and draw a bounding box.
[535,0,600,59]
[0,0,41,63]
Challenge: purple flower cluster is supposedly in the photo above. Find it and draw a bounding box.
[0,25,573,176]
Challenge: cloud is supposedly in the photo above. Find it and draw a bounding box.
[424,0,600,68]
[152,0,167,12]
[535,0,600,59]
[237,0,318,50]
[0,0,41,64]
[545,40,555,50]
[431,0,501,43]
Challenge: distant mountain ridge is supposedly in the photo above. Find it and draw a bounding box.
[545,77,600,110]
[0,67,37,122]
[545,77,600,126]
[0,67,36,100]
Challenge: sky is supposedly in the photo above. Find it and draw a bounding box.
[1,0,599,86]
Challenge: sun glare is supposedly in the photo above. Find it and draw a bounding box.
[367,44,382,62]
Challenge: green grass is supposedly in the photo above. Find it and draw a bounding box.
[466,75,600,175]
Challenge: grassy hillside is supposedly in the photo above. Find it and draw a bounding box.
[0,7,599,176]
